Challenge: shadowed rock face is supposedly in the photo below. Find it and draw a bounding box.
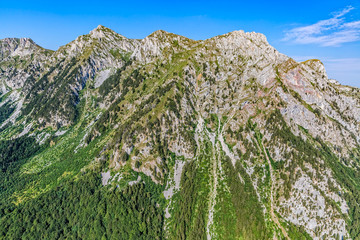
[1,26,360,239]
[0,38,51,90]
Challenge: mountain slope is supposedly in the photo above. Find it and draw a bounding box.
[0,25,359,239]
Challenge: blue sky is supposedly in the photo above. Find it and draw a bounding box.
[1,0,359,87]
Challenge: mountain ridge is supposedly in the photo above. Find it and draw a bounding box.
[0,25,359,239]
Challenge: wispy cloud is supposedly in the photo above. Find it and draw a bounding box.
[283,6,360,47]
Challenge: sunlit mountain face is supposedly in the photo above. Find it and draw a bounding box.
[0,26,359,239]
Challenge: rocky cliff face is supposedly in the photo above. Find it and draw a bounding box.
[0,38,51,90]
[0,25,359,239]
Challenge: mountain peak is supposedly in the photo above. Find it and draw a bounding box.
[147,29,182,40]
[1,26,359,240]
[148,29,170,36]
[89,25,124,39]
[0,37,36,46]
[0,37,43,59]
[95,24,106,30]
[211,30,268,44]
[145,29,194,46]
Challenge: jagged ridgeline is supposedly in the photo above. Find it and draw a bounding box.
[0,25,359,239]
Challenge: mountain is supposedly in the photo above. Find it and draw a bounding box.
[0,25,359,239]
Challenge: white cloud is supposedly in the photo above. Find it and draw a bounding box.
[342,20,360,29]
[283,6,360,47]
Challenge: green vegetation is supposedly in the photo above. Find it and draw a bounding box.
[266,109,322,193]
[267,109,360,238]
[316,139,360,239]
[169,142,211,240]
[0,136,45,201]
[0,136,41,172]
[168,135,271,239]
[283,222,312,240]
[2,26,360,240]
[98,59,133,97]
[23,58,81,125]
[0,171,164,239]
[109,49,132,62]
[216,156,269,239]
[0,101,15,125]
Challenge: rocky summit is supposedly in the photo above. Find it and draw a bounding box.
[0,25,359,239]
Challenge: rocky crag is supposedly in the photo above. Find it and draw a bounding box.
[0,25,359,239]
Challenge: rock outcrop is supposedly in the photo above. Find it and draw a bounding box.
[1,26,359,239]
